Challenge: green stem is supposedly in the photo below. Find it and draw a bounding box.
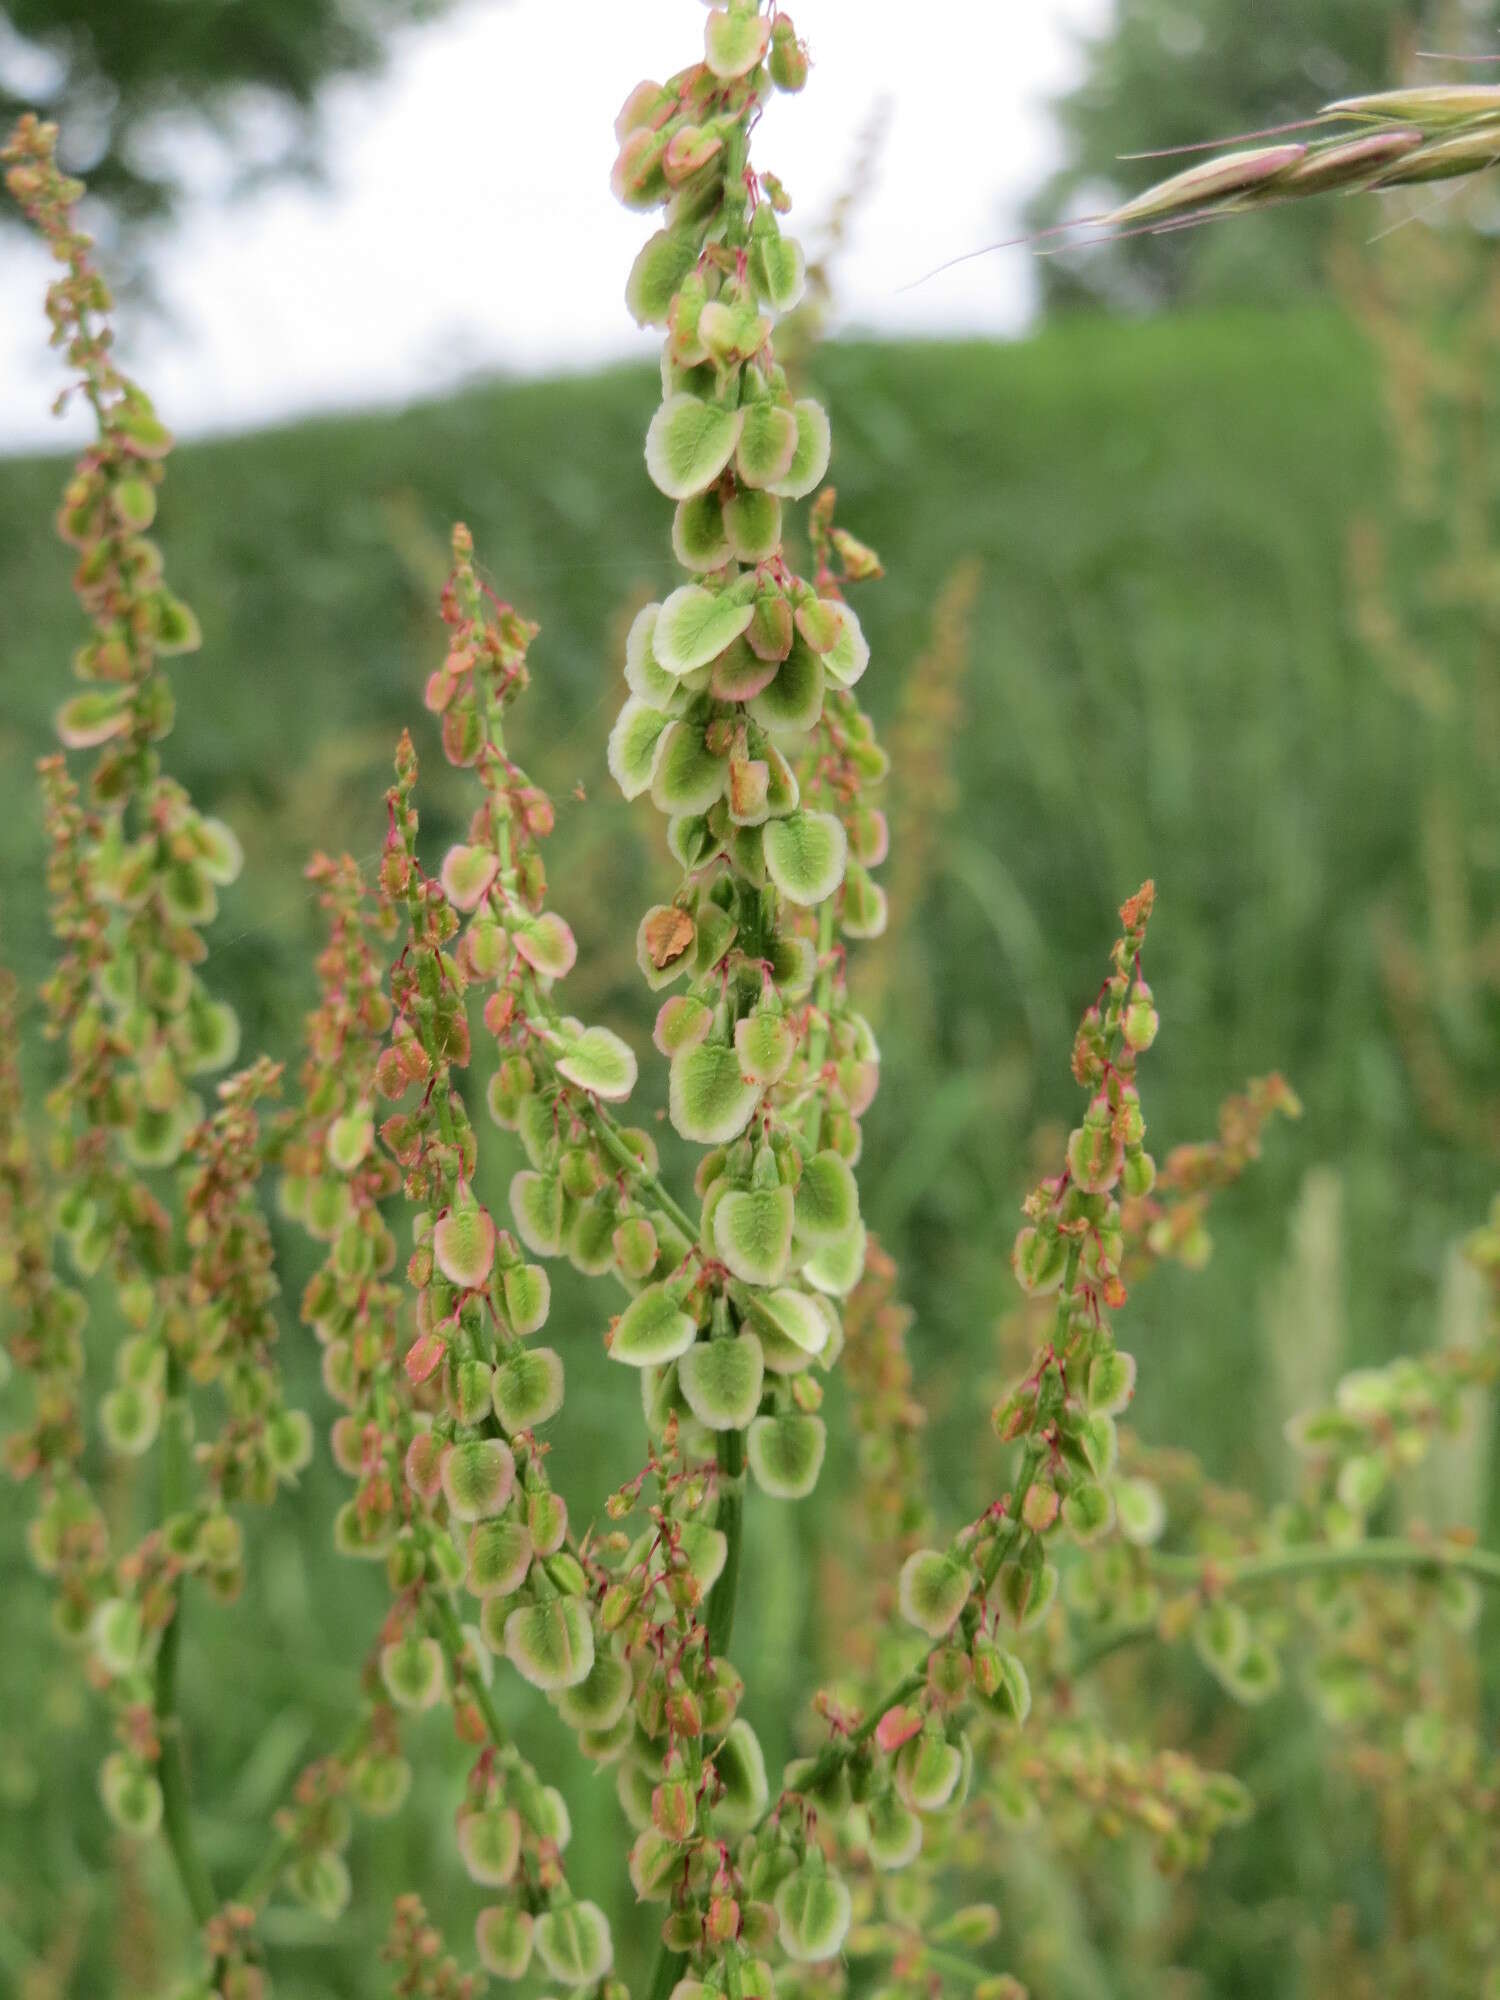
[1065,1537,1500,1682]
[646,1937,688,2000]
[584,1099,700,1245]
[800,902,836,1150]
[154,1351,217,1928]
[234,1712,371,1910]
[746,1244,1079,1828]
[1482,1394,1500,1714]
[646,1429,748,2000]
[705,1426,745,1659]
[429,1592,515,1754]
[916,1943,995,1987]
[1153,1536,1500,1596]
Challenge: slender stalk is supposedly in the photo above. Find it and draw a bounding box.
[646,1936,688,2000]
[647,1424,749,2000]
[705,1426,745,1659]
[154,1351,218,1927]
[800,901,836,1149]
[583,1099,700,1245]
[1483,1397,1500,1711]
[1065,1537,1500,1682]
[429,1593,514,1754]
[1153,1536,1500,1596]
[234,1713,372,1910]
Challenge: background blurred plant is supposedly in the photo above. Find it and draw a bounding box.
[0,0,464,243]
[1026,0,1500,311]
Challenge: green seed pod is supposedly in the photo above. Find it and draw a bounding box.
[629,1826,683,1901]
[491,1342,565,1432]
[1193,1598,1252,1681]
[476,1904,534,1980]
[775,1860,852,1964]
[747,1287,831,1360]
[867,1789,923,1869]
[747,1409,826,1498]
[100,1752,164,1838]
[197,1511,243,1573]
[704,6,770,79]
[287,1848,351,1920]
[627,227,700,327]
[611,1283,698,1367]
[768,14,809,90]
[1121,1148,1156,1198]
[646,396,745,501]
[457,1804,522,1887]
[898,1549,975,1639]
[612,124,672,209]
[607,698,672,803]
[997,1558,1058,1632]
[100,1381,161,1456]
[512,909,577,980]
[672,490,731,572]
[332,1500,395,1561]
[1062,1480,1114,1542]
[675,1520,729,1595]
[669,1038,759,1145]
[446,1352,494,1432]
[557,1651,633,1732]
[766,398,831,500]
[427,1533,467,1593]
[747,639,823,737]
[678,1332,765,1431]
[712,1717,770,1833]
[613,1214,659,1281]
[794,1150,859,1244]
[1067,1098,1123,1195]
[973,1638,1031,1724]
[380,1633,446,1711]
[510,1168,565,1255]
[1114,1475,1166,1546]
[92,1596,146,1677]
[500,1260,550,1338]
[505,1597,595,1692]
[736,399,800,488]
[534,1900,614,1986]
[467,1518,535,1599]
[895,1731,963,1812]
[1122,980,1158,1051]
[432,1203,496,1289]
[714,1184,795,1285]
[723,486,782,562]
[441,1437,516,1523]
[1086,1350,1136,1416]
[523,1488,565,1559]
[349,1752,411,1818]
[580,1707,636,1763]
[265,1407,315,1477]
[763,809,848,906]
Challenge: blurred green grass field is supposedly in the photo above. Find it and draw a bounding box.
[1,312,1496,1996]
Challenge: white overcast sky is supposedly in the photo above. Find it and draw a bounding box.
[0,0,1109,453]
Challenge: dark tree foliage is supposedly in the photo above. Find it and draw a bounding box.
[0,0,457,235]
[1026,0,1500,312]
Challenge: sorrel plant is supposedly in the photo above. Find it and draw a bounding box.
[5,10,1500,1999]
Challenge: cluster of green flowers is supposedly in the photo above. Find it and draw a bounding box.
[2,117,313,1913]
